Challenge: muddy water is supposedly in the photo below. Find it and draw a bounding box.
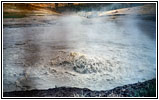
[3,14,156,92]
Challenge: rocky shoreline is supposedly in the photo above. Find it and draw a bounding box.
[3,78,156,97]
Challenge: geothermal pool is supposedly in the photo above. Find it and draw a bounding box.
[3,13,156,92]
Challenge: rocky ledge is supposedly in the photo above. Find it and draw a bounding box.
[3,78,156,97]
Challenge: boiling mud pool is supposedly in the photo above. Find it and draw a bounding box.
[3,13,156,92]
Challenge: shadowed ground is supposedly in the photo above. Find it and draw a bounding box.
[3,78,156,97]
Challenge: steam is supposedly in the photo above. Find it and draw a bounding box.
[35,9,156,89]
